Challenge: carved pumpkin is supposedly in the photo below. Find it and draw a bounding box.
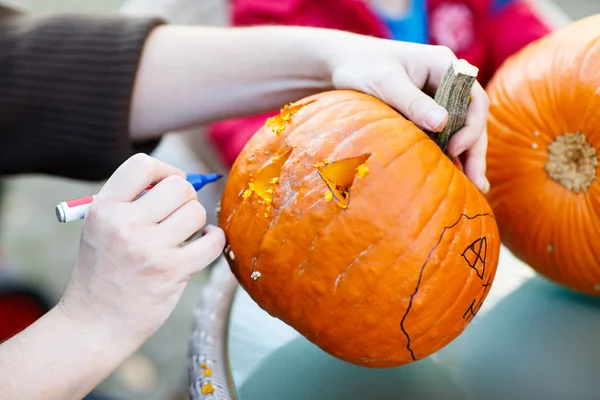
[485,15,600,296]
[219,62,501,367]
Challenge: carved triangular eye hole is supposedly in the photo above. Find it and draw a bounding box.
[316,153,371,210]
[243,147,293,208]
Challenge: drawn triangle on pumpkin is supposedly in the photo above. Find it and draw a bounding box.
[316,153,371,209]
[461,237,487,279]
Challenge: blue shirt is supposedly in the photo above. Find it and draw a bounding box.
[372,0,429,44]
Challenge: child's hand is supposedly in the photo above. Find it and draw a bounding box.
[328,39,490,193]
[59,153,225,349]
[132,26,489,192]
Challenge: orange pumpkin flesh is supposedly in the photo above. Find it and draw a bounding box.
[485,15,600,296]
[219,90,501,367]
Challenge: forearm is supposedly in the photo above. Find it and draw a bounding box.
[130,25,350,139]
[0,12,163,180]
[0,307,132,400]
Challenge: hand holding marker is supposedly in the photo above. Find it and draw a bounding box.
[55,173,223,223]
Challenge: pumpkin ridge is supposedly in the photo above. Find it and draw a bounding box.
[390,164,464,357]
[542,50,562,137]
[286,136,430,274]
[334,155,448,304]
[264,136,432,318]
[317,152,453,355]
[278,95,359,139]
[222,204,238,232]
[559,199,587,287]
[348,158,458,360]
[332,243,375,294]
[411,164,465,283]
[252,132,428,313]
[338,151,451,307]
[431,180,500,333]
[242,112,400,291]
[535,37,576,136]
[400,212,494,361]
[486,170,544,191]
[222,149,298,300]
[267,114,400,218]
[544,191,570,283]
[575,201,600,286]
[257,134,431,327]
[570,34,600,120]
[281,114,401,215]
[491,67,549,144]
[524,62,554,136]
[583,187,600,234]
[281,96,396,149]
[564,197,600,287]
[393,220,488,361]
[223,95,363,231]
[528,90,554,142]
[500,188,563,282]
[403,169,479,343]
[222,146,307,297]
[293,115,422,209]
[291,125,424,221]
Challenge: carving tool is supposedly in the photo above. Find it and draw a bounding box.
[55,173,223,223]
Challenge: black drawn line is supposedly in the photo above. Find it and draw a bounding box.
[461,237,488,279]
[462,275,494,322]
[482,275,492,293]
[399,213,494,361]
[462,296,485,322]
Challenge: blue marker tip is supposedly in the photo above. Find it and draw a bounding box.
[186,173,224,191]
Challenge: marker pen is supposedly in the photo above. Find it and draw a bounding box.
[55,173,222,223]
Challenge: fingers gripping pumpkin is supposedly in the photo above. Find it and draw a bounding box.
[486,15,600,296]
[219,61,501,367]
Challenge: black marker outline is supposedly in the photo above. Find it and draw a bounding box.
[482,274,492,293]
[399,213,494,361]
[462,274,493,322]
[461,236,488,279]
[463,296,485,322]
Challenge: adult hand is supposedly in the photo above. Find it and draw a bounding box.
[59,153,225,347]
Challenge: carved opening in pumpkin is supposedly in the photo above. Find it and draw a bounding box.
[316,153,371,209]
[242,147,293,207]
[265,100,316,135]
[544,131,598,193]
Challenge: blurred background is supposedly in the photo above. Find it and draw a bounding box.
[1,0,600,400]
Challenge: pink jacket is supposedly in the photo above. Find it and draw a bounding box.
[210,0,551,166]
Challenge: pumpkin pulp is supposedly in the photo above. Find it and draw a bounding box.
[545,131,598,193]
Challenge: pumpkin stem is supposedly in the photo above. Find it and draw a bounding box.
[427,59,479,154]
[545,131,598,193]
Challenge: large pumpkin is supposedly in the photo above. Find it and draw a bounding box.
[486,15,600,296]
[219,66,500,367]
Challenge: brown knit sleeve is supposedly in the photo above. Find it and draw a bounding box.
[0,12,165,181]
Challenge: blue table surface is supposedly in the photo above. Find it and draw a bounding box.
[227,247,600,399]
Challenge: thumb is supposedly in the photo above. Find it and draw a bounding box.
[387,72,448,132]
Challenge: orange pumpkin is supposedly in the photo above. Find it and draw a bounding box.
[485,15,600,296]
[219,89,500,367]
